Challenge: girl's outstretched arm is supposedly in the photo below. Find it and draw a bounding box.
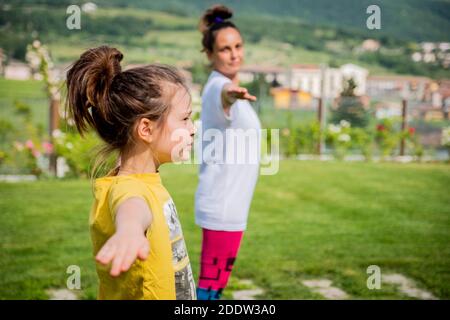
[95,198,153,277]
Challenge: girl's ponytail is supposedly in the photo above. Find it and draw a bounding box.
[66,46,123,136]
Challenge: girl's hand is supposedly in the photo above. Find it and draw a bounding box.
[96,228,150,277]
[222,83,257,109]
[95,197,152,277]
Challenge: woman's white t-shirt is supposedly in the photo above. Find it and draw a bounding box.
[195,70,261,231]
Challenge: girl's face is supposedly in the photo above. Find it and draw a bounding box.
[208,27,244,79]
[152,86,195,164]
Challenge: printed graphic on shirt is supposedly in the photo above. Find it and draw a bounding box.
[163,199,197,300]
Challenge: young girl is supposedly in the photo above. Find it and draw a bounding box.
[66,46,197,300]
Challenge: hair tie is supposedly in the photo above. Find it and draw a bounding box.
[214,17,224,23]
[86,97,95,109]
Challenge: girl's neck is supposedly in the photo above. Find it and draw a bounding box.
[117,148,159,176]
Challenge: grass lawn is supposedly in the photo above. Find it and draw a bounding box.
[0,160,449,299]
[0,78,49,132]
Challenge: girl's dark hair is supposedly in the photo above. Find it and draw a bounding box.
[65,45,187,176]
[199,4,240,52]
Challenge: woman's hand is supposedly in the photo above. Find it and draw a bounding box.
[95,197,152,277]
[222,83,257,110]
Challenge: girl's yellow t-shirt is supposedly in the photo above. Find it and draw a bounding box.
[89,172,196,300]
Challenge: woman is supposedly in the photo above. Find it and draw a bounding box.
[195,5,261,300]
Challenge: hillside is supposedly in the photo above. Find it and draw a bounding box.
[10,0,450,41]
[1,1,450,79]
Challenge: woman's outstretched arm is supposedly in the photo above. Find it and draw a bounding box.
[221,83,257,115]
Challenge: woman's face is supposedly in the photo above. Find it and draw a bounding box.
[208,27,244,78]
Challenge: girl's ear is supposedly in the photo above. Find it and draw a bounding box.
[136,118,156,144]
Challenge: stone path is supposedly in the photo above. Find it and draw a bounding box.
[46,288,78,300]
[45,273,438,300]
[301,273,438,300]
[231,279,265,300]
[302,279,349,300]
[383,273,438,300]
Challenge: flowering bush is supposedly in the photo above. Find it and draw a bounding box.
[0,104,52,175]
[280,117,320,157]
[277,115,426,162]
[401,126,424,159]
[0,116,102,178]
[350,126,375,161]
[441,127,450,159]
[298,121,321,154]
[281,112,298,157]
[26,40,60,99]
[442,127,450,148]
[53,127,102,178]
[1,138,53,176]
[325,120,352,160]
[374,119,401,158]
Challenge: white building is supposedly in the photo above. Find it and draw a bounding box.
[239,63,368,99]
[239,65,288,86]
[361,39,380,52]
[4,61,32,80]
[81,2,97,13]
[367,75,431,100]
[289,63,368,98]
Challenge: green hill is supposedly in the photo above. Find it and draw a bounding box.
[2,1,449,79]
[79,0,450,42]
[11,0,450,41]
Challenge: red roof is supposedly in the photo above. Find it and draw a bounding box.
[241,65,285,74]
[368,75,431,82]
[291,64,320,70]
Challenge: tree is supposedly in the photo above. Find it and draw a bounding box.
[331,78,369,128]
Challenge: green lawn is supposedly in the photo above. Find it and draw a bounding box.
[0,78,49,131]
[0,160,449,299]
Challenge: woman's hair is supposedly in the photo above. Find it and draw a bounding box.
[199,4,240,53]
[65,45,187,176]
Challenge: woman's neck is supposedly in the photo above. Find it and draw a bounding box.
[215,69,239,85]
[231,73,239,85]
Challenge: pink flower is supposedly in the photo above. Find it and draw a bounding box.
[25,140,34,149]
[409,127,416,135]
[42,141,54,154]
[32,150,41,158]
[376,124,385,132]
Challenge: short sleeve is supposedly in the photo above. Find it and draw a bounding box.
[108,178,149,221]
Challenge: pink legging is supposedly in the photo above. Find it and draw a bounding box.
[197,228,244,300]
